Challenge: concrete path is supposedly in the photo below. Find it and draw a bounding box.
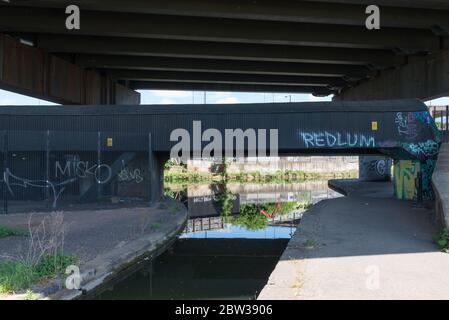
[258,180,449,300]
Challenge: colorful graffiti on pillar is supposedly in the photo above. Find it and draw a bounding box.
[394,160,419,201]
[391,112,440,201]
[394,159,436,201]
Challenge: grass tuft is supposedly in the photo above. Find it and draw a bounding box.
[0,225,28,238]
[434,229,449,253]
[0,253,76,295]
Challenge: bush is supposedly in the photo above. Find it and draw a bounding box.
[0,260,36,294]
[34,253,77,279]
[434,229,449,253]
[0,253,76,294]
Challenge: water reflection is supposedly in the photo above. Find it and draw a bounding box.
[94,181,341,300]
[179,180,341,236]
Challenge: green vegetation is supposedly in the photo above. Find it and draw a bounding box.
[0,212,76,295]
[229,201,307,231]
[433,229,449,253]
[303,239,316,250]
[150,223,162,230]
[164,160,215,183]
[0,225,28,238]
[164,171,214,183]
[168,202,179,214]
[23,289,38,300]
[164,163,357,185]
[231,204,269,231]
[0,253,77,294]
[228,170,357,183]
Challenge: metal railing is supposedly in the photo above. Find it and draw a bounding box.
[431,105,449,131]
[430,106,449,142]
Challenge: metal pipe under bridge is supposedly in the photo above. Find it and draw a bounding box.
[0,99,441,203]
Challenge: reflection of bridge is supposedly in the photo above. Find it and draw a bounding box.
[187,181,341,204]
[0,99,440,208]
[184,217,225,234]
[186,182,342,219]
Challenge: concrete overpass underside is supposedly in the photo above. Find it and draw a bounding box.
[1,1,449,102]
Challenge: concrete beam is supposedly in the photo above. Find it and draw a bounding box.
[303,0,449,10]
[37,35,403,67]
[0,34,140,105]
[335,48,449,101]
[76,54,373,80]
[130,81,333,96]
[108,70,348,89]
[5,0,449,31]
[0,6,439,52]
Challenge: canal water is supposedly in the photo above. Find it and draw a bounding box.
[94,181,341,300]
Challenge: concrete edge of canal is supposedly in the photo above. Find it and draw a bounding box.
[0,198,188,301]
[55,198,188,300]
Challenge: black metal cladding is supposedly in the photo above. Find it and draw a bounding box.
[0,99,437,157]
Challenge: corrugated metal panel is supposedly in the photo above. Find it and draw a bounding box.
[0,100,437,156]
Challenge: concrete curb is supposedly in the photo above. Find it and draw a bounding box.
[52,198,188,300]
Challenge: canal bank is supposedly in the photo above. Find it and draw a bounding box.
[258,180,449,300]
[0,198,188,300]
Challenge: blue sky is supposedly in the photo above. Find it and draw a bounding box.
[0,88,448,106]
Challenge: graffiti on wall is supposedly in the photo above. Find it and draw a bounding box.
[118,167,143,184]
[395,112,418,140]
[394,160,419,201]
[55,160,112,184]
[401,140,439,160]
[393,159,435,201]
[2,168,77,208]
[359,157,391,181]
[300,132,375,148]
[1,158,147,208]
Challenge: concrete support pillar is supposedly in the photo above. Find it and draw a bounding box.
[148,153,169,205]
[0,33,140,105]
[335,47,449,101]
[148,134,168,204]
[359,156,392,181]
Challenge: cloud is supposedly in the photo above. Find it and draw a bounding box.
[425,97,449,106]
[149,90,192,98]
[214,97,240,104]
[160,98,176,104]
[307,94,333,102]
[0,97,17,105]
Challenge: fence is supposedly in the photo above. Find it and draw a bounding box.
[430,105,449,131]
[0,130,151,214]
